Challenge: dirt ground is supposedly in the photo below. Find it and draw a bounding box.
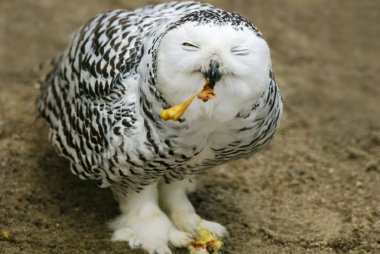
[0,0,379,253]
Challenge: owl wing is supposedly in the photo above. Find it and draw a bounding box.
[37,10,150,183]
[65,10,145,100]
[37,3,217,192]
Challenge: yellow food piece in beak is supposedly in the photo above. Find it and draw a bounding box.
[160,95,197,121]
[197,83,215,102]
[160,79,216,121]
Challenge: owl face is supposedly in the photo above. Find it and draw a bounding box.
[156,21,271,112]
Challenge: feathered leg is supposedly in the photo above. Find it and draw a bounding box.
[159,178,228,237]
[109,183,191,254]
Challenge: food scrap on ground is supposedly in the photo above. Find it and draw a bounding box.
[188,229,224,254]
[1,230,10,240]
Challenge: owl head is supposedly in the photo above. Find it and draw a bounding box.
[155,10,272,121]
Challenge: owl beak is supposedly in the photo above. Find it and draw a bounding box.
[204,60,221,89]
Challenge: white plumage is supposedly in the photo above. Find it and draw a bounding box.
[37,1,282,253]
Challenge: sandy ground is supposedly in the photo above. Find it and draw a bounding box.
[0,0,379,253]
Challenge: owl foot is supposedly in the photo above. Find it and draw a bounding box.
[170,211,229,238]
[110,184,191,254]
[110,211,190,253]
[159,179,229,238]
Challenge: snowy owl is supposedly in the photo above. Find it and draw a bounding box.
[37,1,282,253]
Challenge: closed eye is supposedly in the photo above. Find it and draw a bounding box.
[231,47,250,56]
[182,42,199,51]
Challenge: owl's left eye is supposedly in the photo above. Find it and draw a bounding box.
[231,46,250,56]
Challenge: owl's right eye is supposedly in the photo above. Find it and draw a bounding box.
[182,42,198,48]
[182,42,199,51]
